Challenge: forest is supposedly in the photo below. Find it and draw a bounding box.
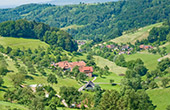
[0,0,170,40]
[0,19,78,52]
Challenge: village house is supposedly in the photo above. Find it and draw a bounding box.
[76,40,86,46]
[52,61,93,77]
[140,45,153,50]
[121,45,129,51]
[106,44,115,49]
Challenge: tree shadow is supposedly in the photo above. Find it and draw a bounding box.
[25,75,34,80]
[111,83,117,86]
[0,88,6,92]
[92,74,98,77]
[2,86,8,88]
[31,73,39,76]
[101,76,106,79]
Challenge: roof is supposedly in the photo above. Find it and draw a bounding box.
[106,45,115,49]
[56,61,86,70]
[84,81,95,88]
[79,66,93,73]
[71,61,86,68]
[56,61,69,69]
[140,45,153,49]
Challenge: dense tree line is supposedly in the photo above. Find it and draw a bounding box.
[0,0,170,40]
[148,20,170,44]
[0,19,78,52]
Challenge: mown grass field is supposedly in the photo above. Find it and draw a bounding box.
[147,88,170,110]
[0,36,49,50]
[94,56,126,90]
[124,52,161,71]
[94,56,127,75]
[109,23,162,44]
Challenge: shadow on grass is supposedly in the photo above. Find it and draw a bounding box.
[25,75,34,80]
[92,74,98,77]
[31,73,39,76]
[101,76,106,79]
[111,83,117,86]
[2,86,8,88]
[0,88,6,92]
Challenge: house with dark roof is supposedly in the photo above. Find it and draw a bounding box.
[83,81,95,90]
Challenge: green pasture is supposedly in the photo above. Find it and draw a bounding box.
[0,36,49,50]
[147,88,170,110]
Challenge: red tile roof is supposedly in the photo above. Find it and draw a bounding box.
[79,66,93,73]
[56,61,86,71]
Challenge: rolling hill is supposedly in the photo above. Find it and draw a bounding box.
[109,23,162,44]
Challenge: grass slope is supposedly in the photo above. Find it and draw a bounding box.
[147,88,170,110]
[94,56,127,90]
[0,101,28,110]
[0,36,49,50]
[109,23,162,44]
[94,56,127,75]
[124,52,161,71]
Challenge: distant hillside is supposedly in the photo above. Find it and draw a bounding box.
[109,23,162,44]
[0,0,169,40]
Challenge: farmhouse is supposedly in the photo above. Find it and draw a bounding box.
[52,61,93,77]
[79,66,93,77]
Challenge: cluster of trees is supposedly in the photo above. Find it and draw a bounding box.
[148,20,170,44]
[0,54,8,86]
[4,85,61,110]
[0,19,78,52]
[0,0,170,40]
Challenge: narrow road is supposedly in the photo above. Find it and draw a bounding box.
[56,94,68,107]
[94,82,121,85]
[92,76,97,82]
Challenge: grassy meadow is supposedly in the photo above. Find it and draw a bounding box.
[147,88,170,110]
[0,36,49,50]
[124,52,161,71]
[94,56,127,75]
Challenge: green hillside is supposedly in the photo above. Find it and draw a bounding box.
[110,23,162,44]
[0,36,49,50]
[0,0,170,40]
[147,88,170,110]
